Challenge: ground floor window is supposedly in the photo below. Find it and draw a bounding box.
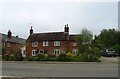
[72,49,78,54]
[39,49,44,54]
[32,50,37,56]
[54,49,60,56]
[32,49,44,56]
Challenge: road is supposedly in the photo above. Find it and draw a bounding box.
[2,62,118,77]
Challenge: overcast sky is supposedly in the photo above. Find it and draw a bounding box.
[0,0,119,39]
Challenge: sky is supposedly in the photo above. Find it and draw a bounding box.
[0,0,119,39]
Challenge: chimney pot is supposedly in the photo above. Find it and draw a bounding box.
[8,30,12,38]
[67,24,68,27]
[30,26,33,35]
[64,24,69,34]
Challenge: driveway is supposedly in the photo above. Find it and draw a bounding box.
[100,57,118,63]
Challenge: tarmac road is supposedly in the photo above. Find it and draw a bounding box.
[2,62,118,77]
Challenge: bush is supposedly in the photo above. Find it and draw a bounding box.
[2,54,24,61]
[79,53,89,62]
[66,52,76,57]
[36,54,45,61]
[93,47,101,57]
[49,57,59,61]
[2,55,9,61]
[71,56,81,62]
[59,54,72,62]
[59,54,67,61]
[112,44,120,55]
[28,56,37,61]
[88,54,100,62]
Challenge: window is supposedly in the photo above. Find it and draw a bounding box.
[73,42,77,46]
[32,50,36,56]
[54,41,60,46]
[32,42,38,47]
[43,41,48,46]
[54,49,60,56]
[72,49,78,54]
[39,49,44,54]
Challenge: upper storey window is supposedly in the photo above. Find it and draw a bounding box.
[43,41,49,46]
[32,42,38,47]
[54,41,60,46]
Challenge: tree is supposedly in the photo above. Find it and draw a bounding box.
[77,28,93,55]
[96,29,118,49]
[77,28,101,62]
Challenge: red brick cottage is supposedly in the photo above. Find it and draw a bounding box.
[26,24,79,57]
[1,30,26,57]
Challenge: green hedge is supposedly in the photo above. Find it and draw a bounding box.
[2,54,25,61]
[2,52,100,62]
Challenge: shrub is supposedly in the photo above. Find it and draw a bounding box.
[112,44,120,55]
[93,47,101,57]
[59,54,71,62]
[47,54,54,57]
[2,55,9,61]
[36,54,45,61]
[50,57,59,61]
[66,52,75,57]
[28,56,37,61]
[79,53,89,62]
[9,55,15,61]
[44,54,48,58]
[88,54,100,62]
[59,54,66,61]
[2,54,24,61]
[71,56,81,62]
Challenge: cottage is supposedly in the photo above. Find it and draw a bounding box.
[1,30,26,57]
[26,24,79,57]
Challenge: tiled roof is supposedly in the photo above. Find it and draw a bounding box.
[1,33,26,44]
[26,32,69,42]
[69,35,79,41]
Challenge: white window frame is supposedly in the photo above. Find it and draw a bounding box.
[72,49,78,54]
[43,41,48,46]
[54,41,60,46]
[54,49,60,55]
[32,50,37,56]
[73,42,77,46]
[32,42,38,47]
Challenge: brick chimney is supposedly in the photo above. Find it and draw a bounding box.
[8,30,12,38]
[66,24,69,33]
[64,25,67,32]
[30,26,33,35]
[64,24,69,33]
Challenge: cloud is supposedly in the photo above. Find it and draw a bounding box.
[0,2,118,39]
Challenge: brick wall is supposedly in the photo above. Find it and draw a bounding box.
[26,41,78,57]
[2,41,24,57]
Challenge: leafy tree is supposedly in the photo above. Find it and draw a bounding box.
[96,29,118,49]
[77,28,93,54]
[77,28,100,62]
[93,28,120,56]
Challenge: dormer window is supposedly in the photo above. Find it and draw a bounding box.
[54,41,60,46]
[32,42,38,47]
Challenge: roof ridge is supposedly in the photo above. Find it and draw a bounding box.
[1,33,26,40]
[33,32,64,35]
